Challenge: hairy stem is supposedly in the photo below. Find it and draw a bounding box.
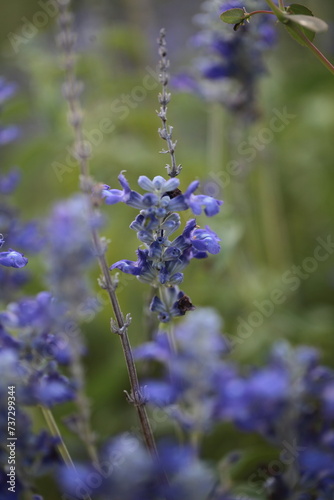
[157,28,181,178]
[56,0,159,458]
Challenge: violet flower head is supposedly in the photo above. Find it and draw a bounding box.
[44,194,98,313]
[104,174,222,321]
[0,77,17,104]
[0,248,28,268]
[173,0,277,119]
[0,168,21,195]
[0,77,20,144]
[135,308,230,431]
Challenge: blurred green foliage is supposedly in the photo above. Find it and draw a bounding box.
[1,1,334,497]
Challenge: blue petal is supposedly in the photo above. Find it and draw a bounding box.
[0,249,28,268]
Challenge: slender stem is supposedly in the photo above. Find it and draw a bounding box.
[157,28,181,178]
[245,10,275,19]
[41,406,94,500]
[70,348,100,467]
[264,0,285,19]
[56,0,159,459]
[292,26,334,76]
[278,0,285,10]
[40,406,76,470]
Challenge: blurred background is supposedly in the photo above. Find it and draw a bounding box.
[1,0,334,497]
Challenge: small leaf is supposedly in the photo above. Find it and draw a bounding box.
[220,8,245,25]
[286,4,314,16]
[287,14,328,33]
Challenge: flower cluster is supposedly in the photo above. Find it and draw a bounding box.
[44,194,99,313]
[174,0,277,118]
[0,79,43,295]
[0,77,20,146]
[0,292,76,495]
[136,311,334,499]
[59,433,221,500]
[102,174,222,321]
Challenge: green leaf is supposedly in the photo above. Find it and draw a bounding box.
[287,14,328,33]
[283,4,328,46]
[285,23,314,46]
[220,8,245,25]
[286,4,314,16]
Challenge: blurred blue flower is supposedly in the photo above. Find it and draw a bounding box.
[0,248,28,268]
[173,0,277,119]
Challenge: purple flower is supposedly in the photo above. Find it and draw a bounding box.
[174,0,277,119]
[0,249,28,268]
[142,380,178,406]
[0,291,53,329]
[0,168,21,195]
[183,181,223,216]
[0,78,17,104]
[33,371,76,407]
[0,125,20,145]
[33,332,72,365]
[110,248,150,276]
[102,174,133,205]
[191,226,221,255]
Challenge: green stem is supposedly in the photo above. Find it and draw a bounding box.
[40,406,76,470]
[245,10,275,19]
[278,0,285,10]
[41,406,94,499]
[264,0,285,19]
[292,25,334,76]
[56,0,160,461]
[168,321,178,354]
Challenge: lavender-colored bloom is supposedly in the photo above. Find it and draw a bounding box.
[173,0,277,118]
[0,125,20,145]
[59,434,217,500]
[105,174,222,320]
[44,195,98,313]
[142,380,178,406]
[111,248,151,276]
[0,77,17,104]
[136,309,229,431]
[33,332,72,365]
[10,221,44,253]
[183,181,223,216]
[191,226,221,255]
[0,291,54,329]
[0,168,21,194]
[103,174,222,218]
[0,249,28,268]
[33,371,76,407]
